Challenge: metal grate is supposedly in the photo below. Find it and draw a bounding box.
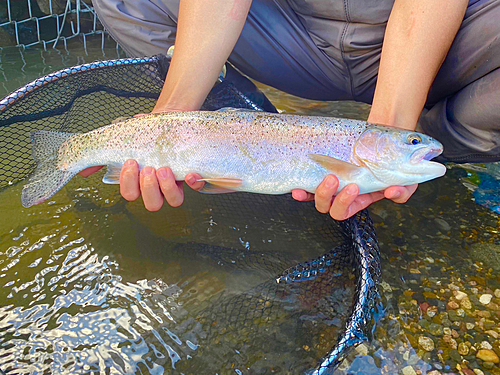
[0,0,112,49]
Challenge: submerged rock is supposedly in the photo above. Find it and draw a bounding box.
[418,336,435,352]
[476,349,499,363]
[469,243,500,271]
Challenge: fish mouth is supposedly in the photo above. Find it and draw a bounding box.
[410,147,443,164]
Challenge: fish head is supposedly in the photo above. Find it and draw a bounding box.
[352,125,446,186]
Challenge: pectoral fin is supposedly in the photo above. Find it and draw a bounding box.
[102,163,123,184]
[308,154,363,180]
[199,178,242,194]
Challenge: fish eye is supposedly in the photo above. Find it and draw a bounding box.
[407,134,422,145]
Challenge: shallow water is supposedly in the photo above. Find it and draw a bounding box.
[0,38,500,375]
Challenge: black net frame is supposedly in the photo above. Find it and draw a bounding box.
[0,55,381,374]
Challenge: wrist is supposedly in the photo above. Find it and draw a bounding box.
[152,99,200,113]
[367,102,419,131]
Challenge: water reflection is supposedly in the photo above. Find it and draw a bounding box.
[0,167,355,374]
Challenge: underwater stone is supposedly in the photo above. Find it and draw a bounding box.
[434,218,451,232]
[450,349,462,363]
[461,298,472,310]
[485,330,499,339]
[402,365,417,375]
[480,341,493,350]
[470,243,500,272]
[429,323,443,336]
[481,361,495,369]
[480,294,493,305]
[455,291,468,301]
[419,336,435,352]
[458,342,470,356]
[448,310,460,322]
[476,349,499,363]
[443,335,458,350]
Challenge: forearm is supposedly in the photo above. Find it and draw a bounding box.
[153,0,252,112]
[368,0,467,130]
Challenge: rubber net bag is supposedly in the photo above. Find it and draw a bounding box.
[0,55,381,374]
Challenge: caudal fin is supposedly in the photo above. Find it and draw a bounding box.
[21,131,78,208]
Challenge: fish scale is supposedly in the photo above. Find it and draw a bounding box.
[21,109,446,208]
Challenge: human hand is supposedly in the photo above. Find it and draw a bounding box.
[79,161,205,211]
[291,175,418,221]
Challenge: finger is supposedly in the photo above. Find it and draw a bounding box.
[384,184,418,204]
[79,166,103,177]
[185,173,205,191]
[314,175,339,214]
[157,167,184,208]
[120,159,140,201]
[292,189,315,202]
[329,184,359,221]
[140,167,164,212]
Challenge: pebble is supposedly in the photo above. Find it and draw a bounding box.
[479,294,493,305]
[476,349,500,363]
[485,330,499,339]
[458,342,470,356]
[460,298,472,310]
[435,218,451,231]
[454,291,468,301]
[427,305,438,317]
[380,281,392,293]
[402,366,417,375]
[448,310,460,322]
[429,323,443,336]
[355,343,369,356]
[466,323,475,330]
[447,300,460,310]
[419,336,435,352]
[482,362,495,369]
[486,302,500,311]
[443,334,458,350]
[473,369,485,375]
[480,341,493,350]
[494,289,500,298]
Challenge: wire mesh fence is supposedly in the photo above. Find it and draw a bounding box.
[0,0,114,50]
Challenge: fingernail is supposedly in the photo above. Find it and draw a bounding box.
[142,167,153,175]
[186,175,196,185]
[124,159,135,167]
[325,175,335,189]
[346,184,357,195]
[157,168,168,179]
[390,192,401,199]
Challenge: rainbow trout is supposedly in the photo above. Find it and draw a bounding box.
[21,109,446,208]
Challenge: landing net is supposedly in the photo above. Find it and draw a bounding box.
[0,55,381,374]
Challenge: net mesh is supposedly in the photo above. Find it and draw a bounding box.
[0,55,381,374]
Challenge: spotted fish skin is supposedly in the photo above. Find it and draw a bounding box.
[21,110,446,208]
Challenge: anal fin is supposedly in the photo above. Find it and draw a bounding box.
[102,163,123,184]
[198,178,242,194]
